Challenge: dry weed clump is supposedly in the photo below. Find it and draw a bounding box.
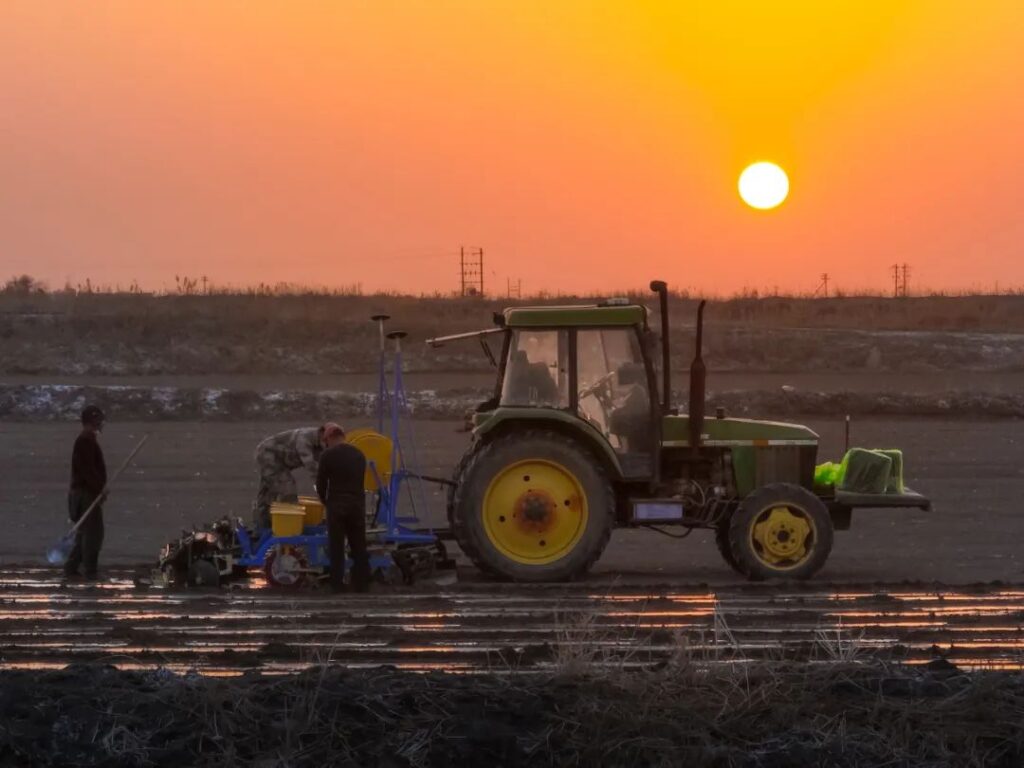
[2,659,1022,767]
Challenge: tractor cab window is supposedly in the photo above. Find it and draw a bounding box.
[500,330,569,408]
[577,329,652,466]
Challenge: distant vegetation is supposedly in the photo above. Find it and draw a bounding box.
[3,273,1024,331]
[2,275,1023,376]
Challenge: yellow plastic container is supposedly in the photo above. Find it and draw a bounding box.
[270,502,306,537]
[345,428,401,491]
[297,495,325,526]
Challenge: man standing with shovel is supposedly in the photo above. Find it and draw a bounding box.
[65,405,107,580]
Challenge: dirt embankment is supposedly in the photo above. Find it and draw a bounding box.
[3,292,1024,376]
[2,382,1022,422]
[1,662,1020,767]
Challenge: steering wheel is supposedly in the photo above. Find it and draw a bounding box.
[577,371,616,408]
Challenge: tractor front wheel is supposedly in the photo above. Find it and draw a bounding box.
[451,430,614,582]
[729,484,833,581]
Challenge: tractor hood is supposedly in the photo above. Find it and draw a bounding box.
[662,415,819,448]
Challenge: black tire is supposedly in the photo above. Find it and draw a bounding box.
[729,483,833,581]
[187,559,221,588]
[447,444,476,563]
[451,430,614,582]
[714,515,748,577]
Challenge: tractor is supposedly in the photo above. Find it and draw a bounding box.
[428,280,930,581]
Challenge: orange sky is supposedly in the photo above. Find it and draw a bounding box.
[1,1,1022,296]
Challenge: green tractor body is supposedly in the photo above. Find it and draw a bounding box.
[429,281,930,582]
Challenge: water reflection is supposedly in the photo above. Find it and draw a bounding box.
[4,572,1024,674]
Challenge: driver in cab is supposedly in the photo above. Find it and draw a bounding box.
[505,348,559,405]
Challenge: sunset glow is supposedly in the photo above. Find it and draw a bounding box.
[0,1,1022,295]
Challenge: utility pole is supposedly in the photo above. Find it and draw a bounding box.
[900,263,910,297]
[459,247,484,296]
[891,264,900,298]
[815,272,830,298]
[507,278,522,299]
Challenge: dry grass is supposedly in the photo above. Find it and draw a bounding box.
[3,284,1024,335]
[3,287,1024,377]
[4,648,1024,767]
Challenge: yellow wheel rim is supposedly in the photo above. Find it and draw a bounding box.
[482,459,589,566]
[749,505,814,571]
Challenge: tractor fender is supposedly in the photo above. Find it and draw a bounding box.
[473,408,625,481]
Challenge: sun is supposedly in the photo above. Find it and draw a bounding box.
[738,162,789,210]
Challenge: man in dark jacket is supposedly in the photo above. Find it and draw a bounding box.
[66,405,107,579]
[315,426,370,593]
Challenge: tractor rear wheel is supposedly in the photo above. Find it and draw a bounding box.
[451,430,614,582]
[729,483,833,581]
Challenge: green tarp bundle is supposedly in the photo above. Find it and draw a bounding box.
[815,448,905,494]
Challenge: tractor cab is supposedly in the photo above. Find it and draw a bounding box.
[493,303,658,477]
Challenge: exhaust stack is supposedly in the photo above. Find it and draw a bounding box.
[689,300,707,450]
[648,280,672,414]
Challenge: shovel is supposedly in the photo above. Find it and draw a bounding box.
[47,433,150,565]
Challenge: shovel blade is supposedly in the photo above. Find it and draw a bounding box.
[47,534,75,565]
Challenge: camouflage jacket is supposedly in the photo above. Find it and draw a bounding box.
[256,427,323,477]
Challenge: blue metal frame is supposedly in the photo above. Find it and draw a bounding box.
[232,523,396,572]
[235,322,440,579]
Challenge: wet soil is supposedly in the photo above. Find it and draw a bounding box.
[2,567,1024,674]
[2,628,1023,766]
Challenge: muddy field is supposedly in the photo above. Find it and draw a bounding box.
[2,568,1024,765]
[5,655,1023,767]
[2,416,1022,583]
[2,378,1023,765]
[3,566,1024,673]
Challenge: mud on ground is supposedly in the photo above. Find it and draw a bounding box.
[2,660,1022,767]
